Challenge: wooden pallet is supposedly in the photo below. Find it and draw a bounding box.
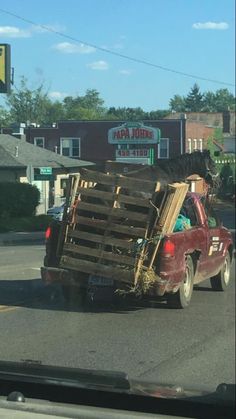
[58,169,189,289]
[59,169,160,284]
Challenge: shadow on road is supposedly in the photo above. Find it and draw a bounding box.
[0,278,173,313]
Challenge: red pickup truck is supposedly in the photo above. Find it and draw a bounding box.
[41,193,234,309]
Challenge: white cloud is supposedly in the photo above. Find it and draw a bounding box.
[49,91,68,100]
[0,26,30,38]
[192,21,229,30]
[87,60,109,70]
[53,41,95,54]
[119,69,132,75]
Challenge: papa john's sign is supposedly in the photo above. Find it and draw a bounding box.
[108,122,160,145]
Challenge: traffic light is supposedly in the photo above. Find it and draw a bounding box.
[0,44,11,94]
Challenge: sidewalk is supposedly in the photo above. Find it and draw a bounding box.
[0,231,45,246]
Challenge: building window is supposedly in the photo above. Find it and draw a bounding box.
[60,138,81,158]
[158,138,169,159]
[187,138,192,153]
[193,139,198,151]
[198,138,203,151]
[34,137,45,148]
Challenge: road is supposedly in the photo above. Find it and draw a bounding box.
[0,243,235,393]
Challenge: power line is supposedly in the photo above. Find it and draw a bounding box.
[0,7,235,87]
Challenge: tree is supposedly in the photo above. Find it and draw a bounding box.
[5,77,50,125]
[44,100,65,125]
[147,110,169,119]
[63,89,106,120]
[106,106,148,121]
[214,89,235,112]
[185,83,203,112]
[0,106,11,126]
[202,91,216,112]
[202,89,235,112]
[169,95,186,112]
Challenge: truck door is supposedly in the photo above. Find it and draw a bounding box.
[183,197,209,281]
[201,202,225,278]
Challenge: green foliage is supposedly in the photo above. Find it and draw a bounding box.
[185,83,204,112]
[5,77,50,125]
[169,85,235,113]
[0,76,235,127]
[0,106,11,126]
[44,100,65,124]
[63,89,106,119]
[0,182,40,218]
[207,128,224,155]
[169,94,186,112]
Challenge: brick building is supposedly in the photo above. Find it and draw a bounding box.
[24,118,187,167]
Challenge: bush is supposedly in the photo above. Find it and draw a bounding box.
[0,182,40,218]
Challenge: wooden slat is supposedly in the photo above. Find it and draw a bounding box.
[60,255,134,283]
[147,182,189,270]
[67,229,134,250]
[77,187,151,208]
[76,216,147,238]
[77,202,149,222]
[79,168,159,193]
[63,243,136,266]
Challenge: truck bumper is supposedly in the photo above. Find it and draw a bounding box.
[41,266,71,285]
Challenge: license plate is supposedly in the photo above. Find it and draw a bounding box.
[88,275,114,287]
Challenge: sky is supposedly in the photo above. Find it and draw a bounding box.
[0,0,235,111]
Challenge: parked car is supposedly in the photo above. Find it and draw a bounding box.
[47,203,65,221]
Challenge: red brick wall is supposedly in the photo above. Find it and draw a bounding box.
[185,122,215,152]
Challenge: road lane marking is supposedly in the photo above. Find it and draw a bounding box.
[0,300,30,313]
[0,305,20,313]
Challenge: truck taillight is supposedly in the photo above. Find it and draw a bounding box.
[162,239,175,257]
[45,226,51,240]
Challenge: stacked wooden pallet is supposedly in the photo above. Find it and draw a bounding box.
[59,169,160,285]
[58,168,189,290]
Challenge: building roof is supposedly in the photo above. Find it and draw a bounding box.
[0,134,94,170]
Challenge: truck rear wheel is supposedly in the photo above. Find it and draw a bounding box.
[62,285,86,307]
[167,255,194,309]
[210,251,231,291]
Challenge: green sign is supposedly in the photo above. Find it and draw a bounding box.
[34,167,54,181]
[40,167,52,175]
[34,174,55,181]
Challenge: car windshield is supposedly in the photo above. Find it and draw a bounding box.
[0,0,235,409]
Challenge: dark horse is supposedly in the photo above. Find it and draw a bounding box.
[126,149,218,187]
[78,150,218,214]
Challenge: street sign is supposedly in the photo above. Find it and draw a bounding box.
[40,167,52,175]
[34,174,55,181]
[34,167,54,181]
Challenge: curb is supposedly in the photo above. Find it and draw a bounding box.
[0,232,45,246]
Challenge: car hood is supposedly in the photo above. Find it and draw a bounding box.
[0,361,234,405]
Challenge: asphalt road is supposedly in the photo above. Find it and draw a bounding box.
[0,244,235,394]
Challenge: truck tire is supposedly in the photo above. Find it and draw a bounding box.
[167,255,194,309]
[210,251,231,291]
[62,285,86,307]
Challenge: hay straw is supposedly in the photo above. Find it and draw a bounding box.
[115,267,158,298]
